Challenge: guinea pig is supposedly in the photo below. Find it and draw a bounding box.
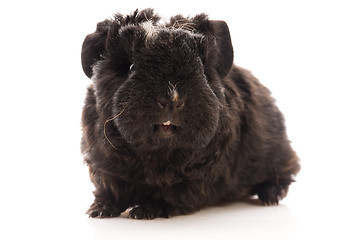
[81,8,300,219]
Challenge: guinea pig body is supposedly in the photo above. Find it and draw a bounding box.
[81,9,300,219]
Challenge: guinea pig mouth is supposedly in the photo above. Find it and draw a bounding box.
[154,121,179,137]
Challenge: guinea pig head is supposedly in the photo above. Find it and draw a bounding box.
[81,11,234,151]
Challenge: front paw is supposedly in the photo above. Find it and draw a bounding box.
[257,183,288,205]
[87,201,122,218]
[128,205,169,220]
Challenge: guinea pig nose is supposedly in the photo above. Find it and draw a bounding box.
[175,101,184,109]
[158,100,167,108]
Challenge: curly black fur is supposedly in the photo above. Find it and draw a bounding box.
[81,9,300,219]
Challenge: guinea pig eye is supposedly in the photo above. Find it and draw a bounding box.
[129,64,135,73]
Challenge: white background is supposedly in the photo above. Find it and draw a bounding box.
[1,0,360,239]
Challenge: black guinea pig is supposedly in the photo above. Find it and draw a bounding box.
[81,8,300,219]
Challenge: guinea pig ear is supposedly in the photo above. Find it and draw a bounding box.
[81,9,160,78]
[81,20,111,78]
[191,15,234,78]
[208,20,234,78]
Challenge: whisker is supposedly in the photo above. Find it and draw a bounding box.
[103,100,132,150]
[172,19,196,33]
